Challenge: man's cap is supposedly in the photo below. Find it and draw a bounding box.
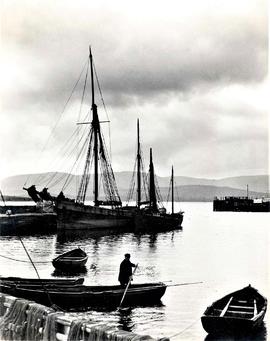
[125,253,131,258]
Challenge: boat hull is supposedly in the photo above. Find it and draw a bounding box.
[201,314,266,335]
[0,282,167,311]
[134,212,183,231]
[0,213,56,235]
[201,285,267,335]
[56,200,134,231]
[52,248,88,271]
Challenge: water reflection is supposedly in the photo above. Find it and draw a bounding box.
[1,202,268,340]
[118,309,135,332]
[57,229,126,244]
[51,266,88,277]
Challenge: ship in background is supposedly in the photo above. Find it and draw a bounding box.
[213,185,270,212]
[125,119,184,231]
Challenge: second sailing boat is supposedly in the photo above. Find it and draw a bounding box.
[128,120,184,231]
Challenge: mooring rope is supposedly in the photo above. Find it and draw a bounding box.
[0,254,51,263]
[168,317,201,339]
[16,235,64,311]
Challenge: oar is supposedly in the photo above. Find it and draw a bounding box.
[118,263,138,311]
[166,281,203,287]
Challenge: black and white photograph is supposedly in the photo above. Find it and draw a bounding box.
[0,0,269,340]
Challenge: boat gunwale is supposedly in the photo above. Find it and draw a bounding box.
[3,282,167,295]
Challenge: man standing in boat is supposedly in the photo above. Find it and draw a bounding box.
[118,253,136,287]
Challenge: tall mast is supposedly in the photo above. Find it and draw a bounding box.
[171,166,174,214]
[90,47,99,206]
[137,119,141,208]
[149,148,157,211]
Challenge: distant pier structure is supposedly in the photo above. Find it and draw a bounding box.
[213,196,270,212]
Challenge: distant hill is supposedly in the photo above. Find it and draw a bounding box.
[1,172,269,202]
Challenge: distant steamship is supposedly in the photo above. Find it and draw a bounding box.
[213,185,270,212]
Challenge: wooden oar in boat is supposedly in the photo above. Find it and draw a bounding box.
[118,263,138,312]
[166,281,203,287]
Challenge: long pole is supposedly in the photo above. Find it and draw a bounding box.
[118,263,138,309]
[90,47,99,206]
[137,119,141,208]
[166,281,203,287]
[149,148,157,210]
[171,166,174,214]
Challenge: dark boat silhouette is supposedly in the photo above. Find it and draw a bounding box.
[127,120,183,231]
[201,285,267,335]
[0,282,167,311]
[52,248,88,271]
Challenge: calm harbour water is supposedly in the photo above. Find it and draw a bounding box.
[0,202,269,340]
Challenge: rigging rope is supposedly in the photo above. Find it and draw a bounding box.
[126,156,137,203]
[61,130,92,192]
[154,173,164,208]
[35,116,89,189]
[43,125,87,187]
[93,60,112,160]
[25,58,89,188]
[166,176,172,206]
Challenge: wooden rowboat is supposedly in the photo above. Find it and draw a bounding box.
[0,282,167,311]
[201,285,267,335]
[52,248,88,271]
[0,276,84,285]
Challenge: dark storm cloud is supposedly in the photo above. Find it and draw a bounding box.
[1,0,268,179]
[1,0,267,112]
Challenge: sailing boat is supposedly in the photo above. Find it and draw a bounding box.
[55,48,134,231]
[131,120,184,231]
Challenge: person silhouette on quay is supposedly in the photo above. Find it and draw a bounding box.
[118,253,136,288]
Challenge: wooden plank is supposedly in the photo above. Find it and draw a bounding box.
[254,299,258,316]
[229,305,253,310]
[226,310,253,314]
[220,296,233,317]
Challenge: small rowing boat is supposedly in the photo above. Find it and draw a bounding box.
[0,282,167,311]
[52,248,88,271]
[201,285,267,335]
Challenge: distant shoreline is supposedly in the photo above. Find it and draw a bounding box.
[1,196,213,203]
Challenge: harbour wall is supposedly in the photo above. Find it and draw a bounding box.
[0,293,169,341]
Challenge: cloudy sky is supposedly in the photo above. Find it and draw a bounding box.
[0,0,268,182]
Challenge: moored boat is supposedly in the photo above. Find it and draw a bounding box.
[0,212,56,235]
[134,148,183,231]
[0,282,167,311]
[54,48,134,231]
[52,248,88,271]
[201,285,267,335]
[127,120,184,231]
